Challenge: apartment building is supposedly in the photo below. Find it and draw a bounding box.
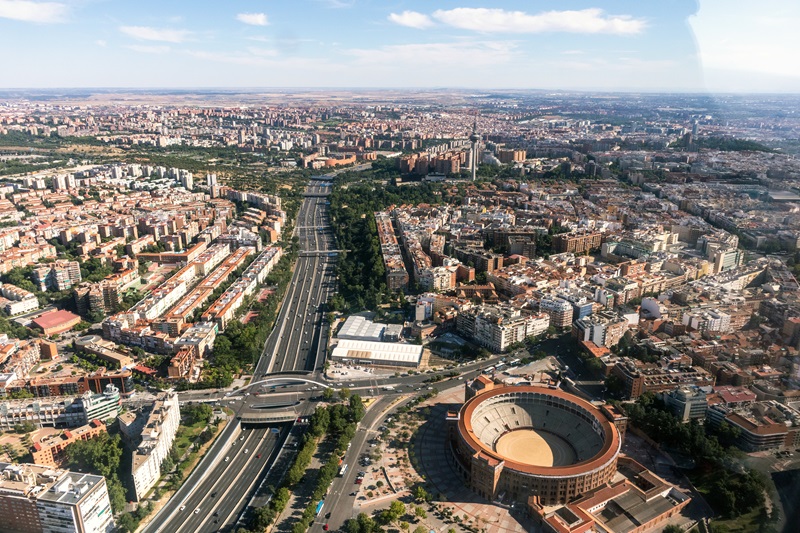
[552,231,602,255]
[32,260,82,292]
[0,462,115,533]
[458,305,550,353]
[0,381,120,429]
[609,356,715,400]
[0,282,39,316]
[660,386,709,422]
[539,295,574,328]
[573,311,628,349]
[30,420,107,467]
[121,392,180,501]
[707,401,800,452]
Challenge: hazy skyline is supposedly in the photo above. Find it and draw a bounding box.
[0,0,798,92]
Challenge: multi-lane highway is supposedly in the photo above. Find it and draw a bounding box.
[146,176,341,532]
[255,180,337,375]
[143,424,285,533]
[145,165,580,533]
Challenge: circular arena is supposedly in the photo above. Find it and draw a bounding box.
[450,386,621,505]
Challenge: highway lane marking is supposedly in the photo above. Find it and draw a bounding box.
[148,424,246,533]
[193,431,275,532]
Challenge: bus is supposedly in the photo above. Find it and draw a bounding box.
[315,500,324,516]
[484,366,495,374]
[339,464,348,477]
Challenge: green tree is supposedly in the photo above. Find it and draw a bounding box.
[389,500,406,521]
[338,387,351,402]
[64,433,126,513]
[413,485,430,503]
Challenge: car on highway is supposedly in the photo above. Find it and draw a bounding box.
[194,508,200,514]
[244,448,249,454]
[256,453,261,459]
[180,505,186,511]
[225,456,229,462]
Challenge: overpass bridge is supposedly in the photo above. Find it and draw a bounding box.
[237,411,297,426]
[298,250,345,257]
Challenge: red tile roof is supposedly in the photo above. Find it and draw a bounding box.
[32,310,80,330]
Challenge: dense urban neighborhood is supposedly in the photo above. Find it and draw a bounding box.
[0,89,798,533]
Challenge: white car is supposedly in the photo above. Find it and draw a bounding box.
[225,456,229,462]
[244,449,249,454]
[180,505,186,511]
[194,508,200,514]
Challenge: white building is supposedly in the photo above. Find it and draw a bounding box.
[337,315,385,342]
[539,295,573,329]
[0,462,115,532]
[473,309,550,353]
[125,392,180,501]
[330,339,423,368]
[681,308,732,334]
[0,282,39,316]
[418,266,456,292]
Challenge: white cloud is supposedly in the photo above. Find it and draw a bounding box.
[431,8,645,35]
[119,26,192,43]
[126,45,171,54]
[246,47,279,57]
[348,40,517,67]
[236,12,268,26]
[95,40,107,47]
[320,0,354,8]
[0,0,67,23]
[388,10,434,30]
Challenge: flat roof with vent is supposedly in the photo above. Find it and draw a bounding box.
[330,339,422,367]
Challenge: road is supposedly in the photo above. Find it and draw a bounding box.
[255,179,337,376]
[148,163,607,532]
[309,394,417,532]
[142,422,287,533]
[148,175,341,532]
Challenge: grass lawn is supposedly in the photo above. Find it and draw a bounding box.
[172,420,208,462]
[708,509,762,532]
[687,468,764,533]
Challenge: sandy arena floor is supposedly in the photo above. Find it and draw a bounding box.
[494,429,576,467]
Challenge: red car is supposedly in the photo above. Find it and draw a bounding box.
[323,524,329,531]
[256,454,261,459]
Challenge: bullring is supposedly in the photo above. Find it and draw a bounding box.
[448,385,622,505]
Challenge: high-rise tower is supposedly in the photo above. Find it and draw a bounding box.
[470,119,480,181]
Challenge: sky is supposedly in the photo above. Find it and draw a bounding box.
[0,0,798,92]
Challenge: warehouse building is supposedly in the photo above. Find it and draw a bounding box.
[330,339,423,368]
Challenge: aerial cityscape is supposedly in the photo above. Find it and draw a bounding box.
[0,2,799,533]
